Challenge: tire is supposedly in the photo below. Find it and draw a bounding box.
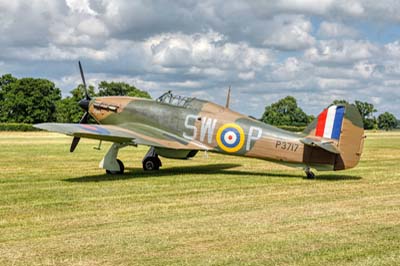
[143,157,160,171]
[106,159,124,174]
[306,171,315,179]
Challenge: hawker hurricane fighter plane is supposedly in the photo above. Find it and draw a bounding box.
[35,62,365,178]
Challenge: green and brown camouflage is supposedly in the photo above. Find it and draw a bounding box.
[36,91,365,176]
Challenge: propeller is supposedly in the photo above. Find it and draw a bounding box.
[70,61,91,153]
[78,60,91,109]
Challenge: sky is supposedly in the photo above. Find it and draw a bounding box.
[1,0,400,118]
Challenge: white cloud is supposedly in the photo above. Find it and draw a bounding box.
[336,1,364,16]
[169,80,203,88]
[270,57,312,81]
[304,40,378,64]
[276,0,335,15]
[317,21,358,38]
[384,41,400,58]
[77,17,109,37]
[65,0,97,15]
[145,31,271,71]
[50,23,91,46]
[317,78,359,90]
[2,44,111,61]
[353,61,378,79]
[238,71,255,80]
[263,16,315,50]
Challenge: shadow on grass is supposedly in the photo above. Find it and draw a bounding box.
[316,174,362,181]
[65,163,298,182]
[64,163,362,182]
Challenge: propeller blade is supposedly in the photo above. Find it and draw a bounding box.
[70,112,89,152]
[78,61,90,100]
[70,136,80,153]
[79,112,89,124]
[70,62,93,153]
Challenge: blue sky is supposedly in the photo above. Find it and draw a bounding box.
[0,0,399,118]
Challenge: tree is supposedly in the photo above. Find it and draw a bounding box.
[0,74,17,88]
[331,99,379,129]
[0,75,61,123]
[261,96,312,127]
[56,85,96,123]
[0,74,18,119]
[355,100,377,130]
[332,99,349,105]
[377,112,398,131]
[97,81,151,98]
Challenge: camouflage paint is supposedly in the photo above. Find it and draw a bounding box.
[40,96,364,171]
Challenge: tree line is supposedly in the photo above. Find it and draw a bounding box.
[260,96,398,131]
[0,74,398,130]
[0,74,150,124]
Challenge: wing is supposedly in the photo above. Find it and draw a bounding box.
[34,123,210,150]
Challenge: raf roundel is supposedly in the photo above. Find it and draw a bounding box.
[79,124,110,135]
[216,123,245,153]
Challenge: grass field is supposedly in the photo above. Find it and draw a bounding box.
[1,131,400,266]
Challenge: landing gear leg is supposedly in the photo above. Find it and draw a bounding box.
[100,143,129,174]
[304,166,315,179]
[142,147,162,171]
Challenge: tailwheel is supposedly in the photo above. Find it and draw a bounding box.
[106,159,124,174]
[306,171,315,179]
[304,167,315,179]
[143,157,161,171]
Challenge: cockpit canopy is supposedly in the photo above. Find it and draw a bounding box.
[156,91,195,108]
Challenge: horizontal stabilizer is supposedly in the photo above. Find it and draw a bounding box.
[300,137,341,154]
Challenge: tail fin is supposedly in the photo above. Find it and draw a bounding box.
[303,104,365,170]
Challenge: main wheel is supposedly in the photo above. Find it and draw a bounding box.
[106,159,124,174]
[143,157,161,171]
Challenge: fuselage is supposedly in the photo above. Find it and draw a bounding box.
[88,96,343,171]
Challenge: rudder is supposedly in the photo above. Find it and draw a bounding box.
[304,104,365,170]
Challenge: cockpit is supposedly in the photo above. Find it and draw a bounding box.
[156,91,195,108]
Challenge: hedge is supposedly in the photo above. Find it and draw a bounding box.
[0,123,42,131]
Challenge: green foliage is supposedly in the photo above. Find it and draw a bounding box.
[0,74,18,122]
[56,97,83,123]
[0,74,17,87]
[331,99,349,105]
[261,96,312,127]
[0,75,61,123]
[97,81,151,98]
[377,112,398,131]
[0,123,42,131]
[331,99,378,130]
[355,100,377,130]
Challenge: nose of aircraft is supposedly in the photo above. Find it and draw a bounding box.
[78,98,90,111]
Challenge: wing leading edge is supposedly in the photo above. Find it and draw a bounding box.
[34,123,210,151]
